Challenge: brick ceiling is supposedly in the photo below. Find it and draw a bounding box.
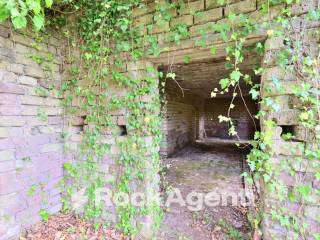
[159,56,261,99]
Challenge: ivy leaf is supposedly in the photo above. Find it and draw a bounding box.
[32,14,44,31]
[217,0,225,5]
[297,185,312,197]
[287,191,295,201]
[315,172,320,181]
[12,16,27,29]
[183,55,191,64]
[45,0,53,8]
[210,46,217,55]
[230,70,242,82]
[0,6,10,22]
[39,209,49,221]
[219,78,230,89]
[249,88,260,100]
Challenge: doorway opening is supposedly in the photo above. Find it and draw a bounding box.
[158,58,260,239]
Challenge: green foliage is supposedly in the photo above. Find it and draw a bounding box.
[2,0,319,239]
[0,0,51,31]
[38,209,49,221]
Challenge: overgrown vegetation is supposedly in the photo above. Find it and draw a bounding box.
[1,0,319,239]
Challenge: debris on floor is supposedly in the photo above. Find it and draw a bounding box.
[21,213,129,240]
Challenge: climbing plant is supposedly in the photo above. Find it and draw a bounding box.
[1,0,319,239]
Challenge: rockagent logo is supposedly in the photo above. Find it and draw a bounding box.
[71,187,254,212]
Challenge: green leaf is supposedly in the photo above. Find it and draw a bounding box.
[210,46,217,55]
[32,14,44,31]
[39,209,49,221]
[297,185,312,197]
[183,55,191,64]
[0,5,10,22]
[45,0,53,8]
[219,78,230,89]
[249,88,260,100]
[230,70,242,82]
[12,16,27,29]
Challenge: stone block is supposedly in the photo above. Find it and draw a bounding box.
[21,95,45,105]
[0,128,9,138]
[26,117,47,126]
[134,14,153,27]
[24,66,44,78]
[0,94,21,106]
[0,83,24,95]
[225,0,256,15]
[249,4,282,23]
[0,47,15,63]
[190,22,214,37]
[45,107,63,116]
[0,36,13,48]
[0,116,25,127]
[206,0,238,9]
[40,143,62,153]
[44,98,60,107]
[273,141,304,156]
[11,32,36,47]
[0,106,21,116]
[21,106,38,116]
[0,172,21,195]
[0,161,16,173]
[1,70,18,83]
[117,116,126,125]
[48,116,63,125]
[305,206,320,222]
[133,5,148,18]
[194,8,223,24]
[294,126,317,142]
[265,37,284,51]
[7,64,24,75]
[18,76,37,86]
[266,110,300,126]
[0,25,10,38]
[170,15,194,28]
[179,0,205,15]
[0,139,15,151]
[148,22,170,34]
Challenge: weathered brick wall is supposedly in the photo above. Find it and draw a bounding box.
[0,0,317,239]
[161,79,203,156]
[203,97,258,139]
[261,33,320,238]
[0,22,65,239]
[132,0,319,238]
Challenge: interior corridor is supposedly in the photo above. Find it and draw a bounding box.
[158,143,251,240]
[158,58,259,239]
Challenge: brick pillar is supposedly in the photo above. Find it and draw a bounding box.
[260,36,320,239]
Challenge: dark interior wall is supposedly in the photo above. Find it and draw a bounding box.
[160,80,202,156]
[203,97,258,140]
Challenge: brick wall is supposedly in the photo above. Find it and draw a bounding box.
[0,22,64,239]
[261,32,320,239]
[161,79,202,156]
[203,97,258,139]
[0,0,318,239]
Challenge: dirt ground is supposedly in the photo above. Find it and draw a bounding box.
[157,143,252,240]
